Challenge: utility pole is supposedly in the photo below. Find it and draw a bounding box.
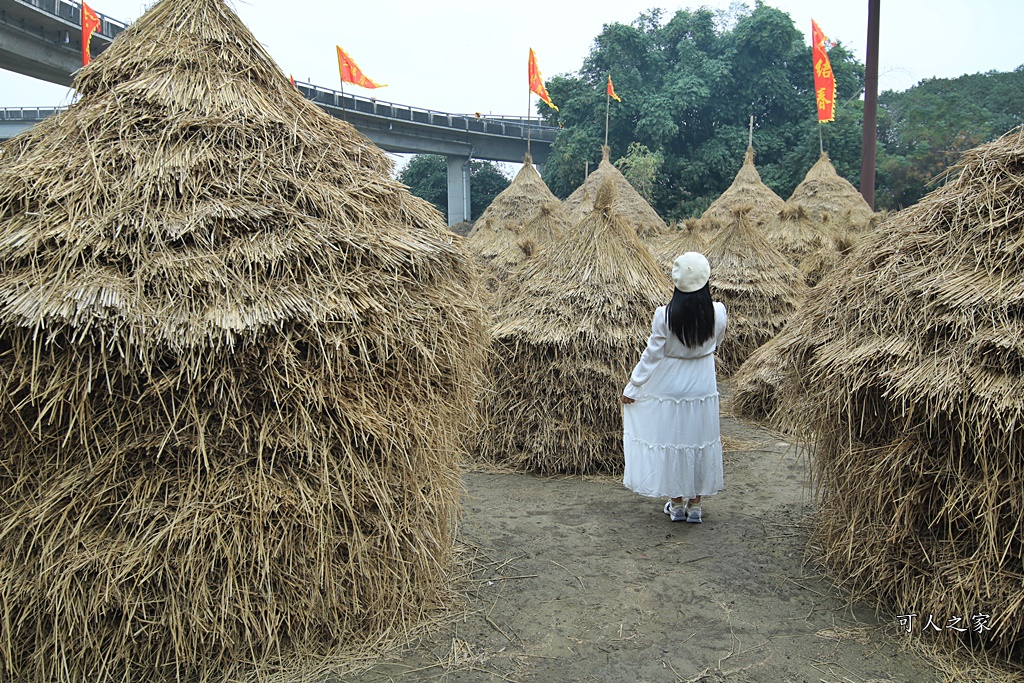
[860,0,880,209]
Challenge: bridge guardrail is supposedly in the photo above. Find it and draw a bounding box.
[3,2,556,147]
[2,96,559,145]
[11,0,125,39]
[296,82,558,143]
[1,106,66,120]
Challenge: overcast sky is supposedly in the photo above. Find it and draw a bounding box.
[2,1,1022,118]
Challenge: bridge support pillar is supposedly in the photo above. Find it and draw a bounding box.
[446,155,471,226]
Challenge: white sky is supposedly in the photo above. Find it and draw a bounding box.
[1,0,1022,115]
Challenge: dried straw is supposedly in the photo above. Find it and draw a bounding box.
[466,156,566,296]
[650,218,708,278]
[702,207,807,376]
[476,178,672,474]
[562,145,668,242]
[779,126,1024,662]
[0,0,486,681]
[701,146,786,227]
[730,317,812,430]
[787,152,877,236]
[762,203,846,287]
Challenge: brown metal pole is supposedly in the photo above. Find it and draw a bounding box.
[860,0,880,209]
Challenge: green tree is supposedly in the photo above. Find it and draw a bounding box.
[398,154,447,215]
[875,67,1024,210]
[542,2,867,219]
[398,155,512,222]
[614,142,664,203]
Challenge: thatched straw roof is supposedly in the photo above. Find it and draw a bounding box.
[467,154,557,257]
[700,146,785,227]
[498,200,571,267]
[466,155,565,291]
[778,126,1024,659]
[762,203,848,287]
[702,207,807,376]
[0,0,485,680]
[562,145,668,241]
[650,218,707,277]
[787,152,876,235]
[476,178,671,474]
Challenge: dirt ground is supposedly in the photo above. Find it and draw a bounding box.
[336,383,974,683]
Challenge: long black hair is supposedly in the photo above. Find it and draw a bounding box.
[666,282,715,347]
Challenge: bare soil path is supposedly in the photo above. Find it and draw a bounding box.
[340,384,943,683]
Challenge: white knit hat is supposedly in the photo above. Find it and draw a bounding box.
[672,252,711,292]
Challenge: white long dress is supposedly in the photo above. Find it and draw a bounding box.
[622,302,727,499]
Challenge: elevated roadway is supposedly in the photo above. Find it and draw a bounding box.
[0,0,559,223]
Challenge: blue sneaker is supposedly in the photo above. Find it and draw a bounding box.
[664,500,688,522]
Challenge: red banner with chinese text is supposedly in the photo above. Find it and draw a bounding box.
[528,48,558,111]
[811,19,835,122]
[336,46,386,89]
[82,2,101,66]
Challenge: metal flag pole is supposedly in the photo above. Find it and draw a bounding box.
[748,115,754,149]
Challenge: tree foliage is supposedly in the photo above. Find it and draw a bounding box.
[875,67,1024,209]
[397,155,511,222]
[614,142,664,203]
[538,4,1024,218]
[401,5,1024,222]
[540,2,866,219]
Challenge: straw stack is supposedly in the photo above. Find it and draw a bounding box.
[651,218,708,277]
[762,203,848,286]
[466,154,564,284]
[563,145,668,242]
[788,152,877,236]
[701,146,786,227]
[702,207,807,376]
[477,178,672,474]
[730,317,814,429]
[780,126,1024,659]
[0,0,485,681]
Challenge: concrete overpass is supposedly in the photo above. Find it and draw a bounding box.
[0,0,559,224]
[0,0,123,84]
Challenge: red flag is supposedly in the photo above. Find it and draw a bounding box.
[607,74,621,102]
[336,46,386,89]
[81,2,101,66]
[528,48,558,111]
[289,74,296,87]
[811,19,835,122]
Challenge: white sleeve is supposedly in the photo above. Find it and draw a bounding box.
[623,309,666,399]
[714,302,728,345]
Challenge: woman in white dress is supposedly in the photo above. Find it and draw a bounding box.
[620,252,727,523]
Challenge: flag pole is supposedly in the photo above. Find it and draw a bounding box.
[527,90,532,157]
[748,115,753,148]
[819,123,824,154]
[339,78,347,122]
[604,81,611,148]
